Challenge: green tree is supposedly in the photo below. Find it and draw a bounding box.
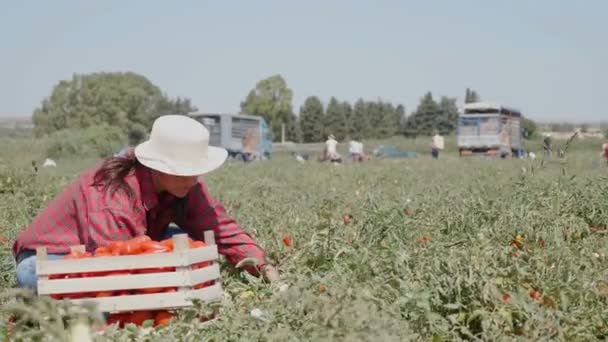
[366,101,382,138]
[323,97,347,140]
[437,96,459,134]
[375,101,399,138]
[521,117,538,139]
[32,72,195,138]
[342,101,353,138]
[404,92,441,136]
[285,112,301,143]
[396,104,406,135]
[465,88,481,103]
[351,99,370,139]
[299,96,325,143]
[241,75,294,141]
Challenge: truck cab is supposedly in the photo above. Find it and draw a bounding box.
[188,113,272,161]
[457,102,523,157]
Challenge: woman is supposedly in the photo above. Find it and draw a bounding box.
[603,143,608,165]
[13,115,279,291]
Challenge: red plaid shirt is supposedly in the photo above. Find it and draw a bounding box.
[13,164,267,275]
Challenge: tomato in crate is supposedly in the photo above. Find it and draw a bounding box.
[38,233,223,328]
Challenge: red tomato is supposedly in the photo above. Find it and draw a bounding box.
[121,241,143,255]
[189,240,206,249]
[154,310,174,326]
[130,235,152,245]
[62,292,86,299]
[137,287,164,294]
[141,240,170,254]
[282,235,292,247]
[193,261,211,269]
[94,246,111,255]
[106,312,131,328]
[109,241,126,255]
[125,311,154,326]
[94,250,112,257]
[160,238,174,250]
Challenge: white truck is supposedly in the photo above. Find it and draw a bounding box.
[457,102,523,157]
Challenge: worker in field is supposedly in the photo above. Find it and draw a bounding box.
[12,115,280,293]
[543,134,553,158]
[348,137,366,162]
[324,134,342,163]
[602,143,608,165]
[431,132,444,159]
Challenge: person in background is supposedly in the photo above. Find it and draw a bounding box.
[12,115,280,293]
[602,143,608,165]
[431,132,444,159]
[324,134,342,163]
[543,134,553,158]
[348,137,365,162]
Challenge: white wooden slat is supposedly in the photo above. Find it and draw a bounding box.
[173,234,191,293]
[36,247,48,284]
[38,263,221,295]
[204,230,215,245]
[188,245,219,265]
[36,245,218,276]
[68,283,223,312]
[189,264,220,285]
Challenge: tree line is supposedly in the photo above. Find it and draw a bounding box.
[31,72,537,145]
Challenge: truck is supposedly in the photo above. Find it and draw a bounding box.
[457,102,523,157]
[188,113,272,161]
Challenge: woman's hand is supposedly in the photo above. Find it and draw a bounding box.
[261,264,280,283]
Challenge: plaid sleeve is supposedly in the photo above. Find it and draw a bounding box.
[178,182,267,276]
[12,179,83,256]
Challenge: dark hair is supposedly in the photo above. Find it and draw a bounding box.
[92,151,140,200]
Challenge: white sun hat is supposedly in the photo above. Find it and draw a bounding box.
[134,115,228,176]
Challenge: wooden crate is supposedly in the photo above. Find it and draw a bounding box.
[35,232,223,313]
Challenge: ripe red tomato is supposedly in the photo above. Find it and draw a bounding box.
[282,235,292,247]
[189,240,206,249]
[106,312,131,328]
[130,235,152,245]
[124,310,154,326]
[141,240,170,254]
[160,238,174,250]
[154,310,174,326]
[109,241,126,255]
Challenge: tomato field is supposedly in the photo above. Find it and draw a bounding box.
[1,136,608,341]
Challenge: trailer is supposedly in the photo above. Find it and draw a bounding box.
[457,102,523,158]
[189,113,272,161]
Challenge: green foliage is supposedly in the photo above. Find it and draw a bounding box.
[351,99,370,139]
[437,96,458,134]
[404,93,458,137]
[396,104,406,135]
[241,75,295,142]
[521,117,538,140]
[299,96,325,143]
[341,101,354,139]
[323,97,347,141]
[32,72,196,139]
[46,124,126,159]
[464,88,481,103]
[1,136,607,340]
[370,101,400,139]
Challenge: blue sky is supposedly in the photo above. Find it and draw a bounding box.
[1,0,606,122]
